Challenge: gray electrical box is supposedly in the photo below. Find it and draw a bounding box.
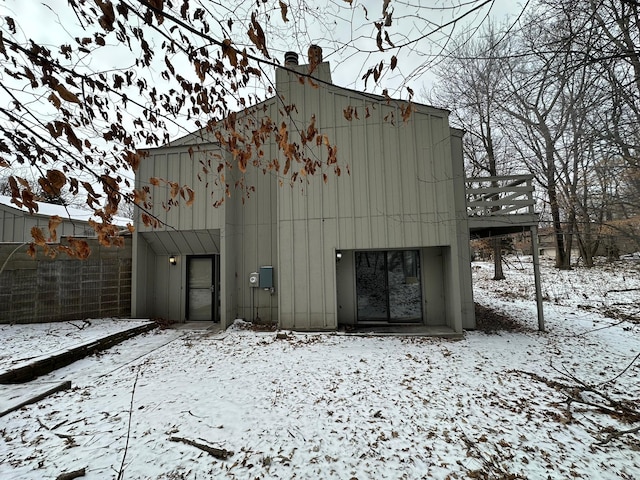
[259,266,273,289]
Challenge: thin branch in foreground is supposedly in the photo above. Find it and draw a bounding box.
[169,436,234,460]
[597,425,640,445]
[599,351,640,385]
[576,319,629,336]
[459,430,526,479]
[549,363,640,420]
[117,370,139,480]
[512,369,640,444]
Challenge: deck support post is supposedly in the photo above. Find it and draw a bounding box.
[530,225,545,331]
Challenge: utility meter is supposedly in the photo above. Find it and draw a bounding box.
[249,272,260,287]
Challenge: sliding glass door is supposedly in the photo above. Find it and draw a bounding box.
[355,250,422,323]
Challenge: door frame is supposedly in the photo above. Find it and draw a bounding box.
[186,254,220,322]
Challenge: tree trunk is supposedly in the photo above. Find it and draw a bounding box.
[543,127,571,270]
[492,238,505,280]
[549,184,570,269]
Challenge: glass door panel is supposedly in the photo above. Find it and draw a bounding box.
[355,250,422,323]
[188,257,213,321]
[355,251,388,321]
[388,251,422,322]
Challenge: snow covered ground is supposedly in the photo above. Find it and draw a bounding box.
[1,256,639,479]
[0,319,154,371]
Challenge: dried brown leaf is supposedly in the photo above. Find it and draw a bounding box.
[183,187,195,206]
[222,39,237,67]
[279,1,289,22]
[65,123,83,152]
[384,31,394,47]
[47,169,66,191]
[48,215,62,242]
[82,181,98,197]
[382,0,390,15]
[54,84,81,104]
[390,57,397,72]
[148,0,165,25]
[247,13,270,59]
[401,103,413,122]
[48,93,62,110]
[169,182,179,198]
[31,226,47,246]
[132,188,147,204]
[96,0,116,31]
[0,32,6,59]
[375,23,383,51]
[21,190,38,213]
[67,238,91,259]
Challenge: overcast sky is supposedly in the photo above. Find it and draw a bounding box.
[1,0,528,95]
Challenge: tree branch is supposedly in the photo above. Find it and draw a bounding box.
[169,436,234,460]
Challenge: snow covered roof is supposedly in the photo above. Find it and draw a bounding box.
[0,195,131,226]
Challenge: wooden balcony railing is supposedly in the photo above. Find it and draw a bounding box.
[466,175,536,217]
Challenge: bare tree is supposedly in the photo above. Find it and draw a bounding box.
[426,0,640,268]
[497,20,575,268]
[534,0,640,261]
[430,23,515,279]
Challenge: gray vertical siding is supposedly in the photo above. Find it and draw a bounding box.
[136,145,226,233]
[274,65,467,330]
[223,106,279,324]
[0,204,94,242]
[133,142,227,322]
[134,121,280,324]
[450,129,475,329]
[133,62,474,331]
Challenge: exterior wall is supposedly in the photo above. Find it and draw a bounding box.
[131,233,155,318]
[0,239,131,323]
[131,231,220,322]
[449,129,475,329]
[133,141,227,322]
[223,112,279,324]
[275,65,471,331]
[133,127,280,325]
[132,61,475,332]
[136,144,227,233]
[221,222,236,326]
[421,247,448,326]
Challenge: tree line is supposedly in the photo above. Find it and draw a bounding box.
[431,0,640,269]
